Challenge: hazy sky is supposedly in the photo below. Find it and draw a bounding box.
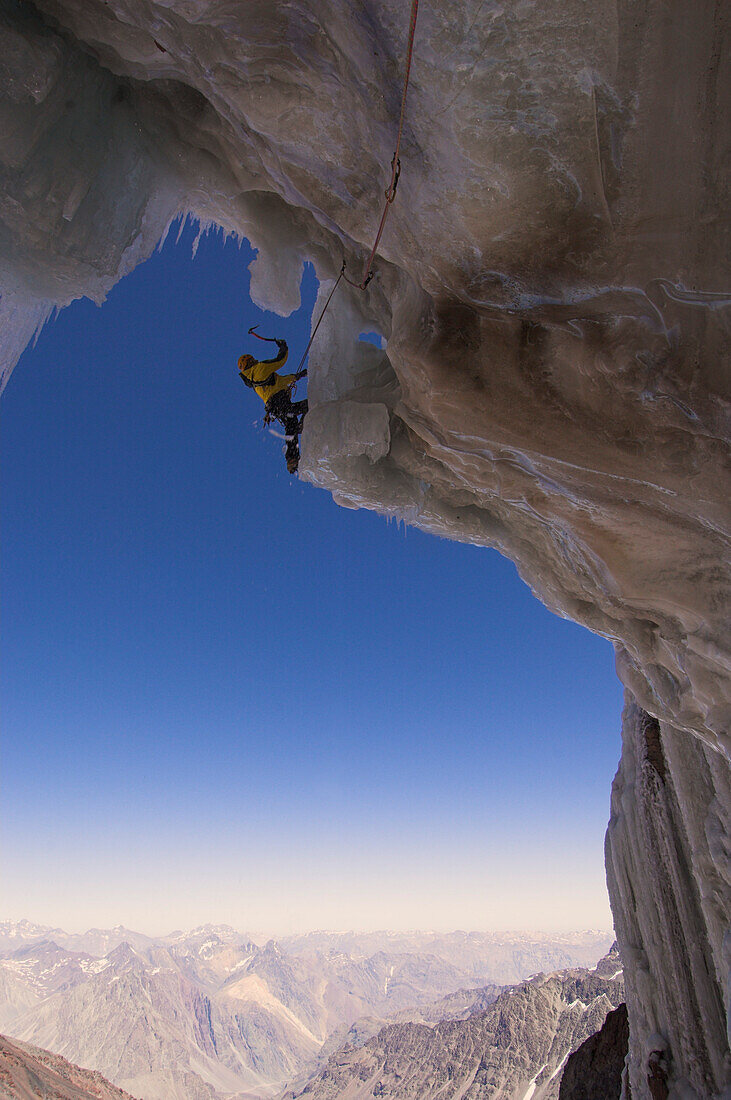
[2,223,623,935]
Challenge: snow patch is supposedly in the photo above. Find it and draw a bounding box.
[80,958,110,974]
[520,1064,546,1100]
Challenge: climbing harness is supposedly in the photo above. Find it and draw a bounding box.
[262,389,307,430]
[240,369,279,391]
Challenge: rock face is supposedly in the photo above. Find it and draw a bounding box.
[558,1002,629,1100]
[286,955,625,1099]
[0,1,728,1096]
[606,702,730,1098]
[0,1033,139,1100]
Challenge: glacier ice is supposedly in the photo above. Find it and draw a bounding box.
[0,0,729,1095]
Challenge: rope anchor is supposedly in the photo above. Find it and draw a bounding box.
[343,0,419,290]
[385,156,401,203]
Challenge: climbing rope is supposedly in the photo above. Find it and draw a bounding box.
[343,0,420,291]
[284,0,420,388]
[290,261,347,383]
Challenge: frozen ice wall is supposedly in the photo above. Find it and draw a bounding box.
[0,1,183,388]
[0,0,729,1095]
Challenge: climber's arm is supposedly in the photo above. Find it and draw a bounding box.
[262,339,288,369]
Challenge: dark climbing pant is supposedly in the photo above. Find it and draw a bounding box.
[266,392,309,471]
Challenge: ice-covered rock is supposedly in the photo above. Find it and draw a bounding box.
[606,701,731,1099]
[0,0,728,1095]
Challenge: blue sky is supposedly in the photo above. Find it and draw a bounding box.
[2,222,623,934]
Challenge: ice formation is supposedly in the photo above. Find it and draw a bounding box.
[0,0,728,1096]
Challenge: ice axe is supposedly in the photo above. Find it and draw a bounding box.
[247,325,280,345]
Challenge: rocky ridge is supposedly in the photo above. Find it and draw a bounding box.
[284,950,625,1099]
[0,1032,139,1100]
[278,981,507,1098]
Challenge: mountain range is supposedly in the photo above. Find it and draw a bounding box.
[0,921,614,1099]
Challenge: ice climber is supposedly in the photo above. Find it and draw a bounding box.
[238,329,308,474]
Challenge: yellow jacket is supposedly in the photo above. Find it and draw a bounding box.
[238,342,296,404]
